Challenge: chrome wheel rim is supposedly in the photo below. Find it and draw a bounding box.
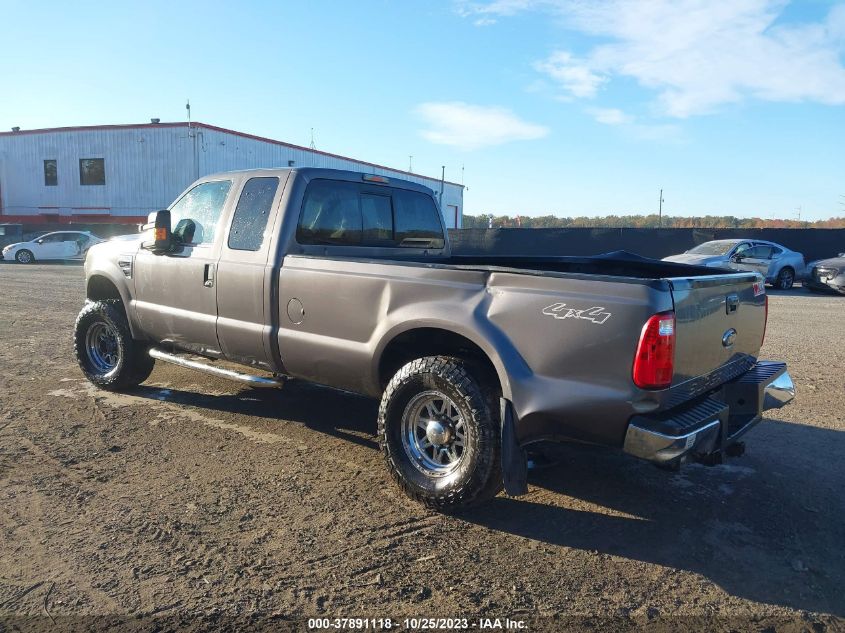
[85,322,120,375]
[401,391,468,476]
[17,251,31,263]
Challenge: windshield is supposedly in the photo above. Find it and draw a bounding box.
[686,241,738,256]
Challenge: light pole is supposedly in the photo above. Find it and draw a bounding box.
[658,188,664,227]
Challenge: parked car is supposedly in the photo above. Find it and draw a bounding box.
[662,239,805,289]
[1,230,104,263]
[73,168,794,510]
[804,253,845,295]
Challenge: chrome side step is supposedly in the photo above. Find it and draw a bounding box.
[149,348,285,388]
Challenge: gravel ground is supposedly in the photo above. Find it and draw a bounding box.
[0,263,843,631]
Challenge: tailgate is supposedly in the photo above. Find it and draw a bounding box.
[668,272,766,387]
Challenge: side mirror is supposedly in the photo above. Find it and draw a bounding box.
[730,254,743,262]
[141,210,173,254]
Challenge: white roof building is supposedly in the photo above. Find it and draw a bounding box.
[0,121,464,229]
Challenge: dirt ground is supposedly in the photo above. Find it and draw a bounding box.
[0,263,843,631]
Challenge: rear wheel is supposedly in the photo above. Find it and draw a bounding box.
[74,300,155,390]
[776,267,795,290]
[15,249,34,264]
[378,356,502,511]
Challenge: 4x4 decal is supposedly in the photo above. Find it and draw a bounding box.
[542,302,612,325]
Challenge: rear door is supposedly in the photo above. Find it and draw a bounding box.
[215,174,286,368]
[133,179,233,356]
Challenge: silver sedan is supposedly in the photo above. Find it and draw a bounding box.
[662,239,806,289]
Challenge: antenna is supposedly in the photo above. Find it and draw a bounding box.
[408,156,413,173]
[310,128,316,150]
[186,99,191,128]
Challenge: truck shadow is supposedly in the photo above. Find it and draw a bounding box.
[467,419,845,616]
[131,379,844,615]
[133,379,380,451]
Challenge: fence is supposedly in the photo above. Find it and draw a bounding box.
[448,228,845,262]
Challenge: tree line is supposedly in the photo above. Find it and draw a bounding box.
[461,214,845,229]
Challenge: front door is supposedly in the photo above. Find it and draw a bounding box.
[133,179,234,356]
[732,244,773,277]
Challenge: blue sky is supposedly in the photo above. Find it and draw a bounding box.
[1,0,843,220]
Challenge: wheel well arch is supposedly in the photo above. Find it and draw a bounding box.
[87,274,123,302]
[377,328,502,394]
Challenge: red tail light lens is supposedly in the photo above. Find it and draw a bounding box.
[633,311,676,390]
[761,294,768,346]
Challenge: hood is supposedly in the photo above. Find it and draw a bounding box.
[661,253,724,266]
[809,256,845,269]
[2,241,25,250]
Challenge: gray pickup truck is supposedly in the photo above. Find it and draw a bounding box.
[75,168,795,510]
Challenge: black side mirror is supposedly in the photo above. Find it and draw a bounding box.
[730,254,742,262]
[141,210,173,254]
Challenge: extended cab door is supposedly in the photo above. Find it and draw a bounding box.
[133,179,234,356]
[215,174,286,368]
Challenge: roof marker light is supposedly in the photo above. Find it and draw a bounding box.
[363,174,389,184]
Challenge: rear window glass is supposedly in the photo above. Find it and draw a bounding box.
[297,181,362,245]
[228,177,279,251]
[394,190,444,248]
[361,193,393,243]
[296,179,444,249]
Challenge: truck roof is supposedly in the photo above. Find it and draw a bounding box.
[201,167,437,196]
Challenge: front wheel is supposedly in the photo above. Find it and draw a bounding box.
[776,267,795,290]
[15,249,34,264]
[74,300,155,391]
[378,356,502,511]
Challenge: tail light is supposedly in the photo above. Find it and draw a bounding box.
[761,294,769,347]
[633,311,675,390]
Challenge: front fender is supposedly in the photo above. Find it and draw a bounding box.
[84,256,140,338]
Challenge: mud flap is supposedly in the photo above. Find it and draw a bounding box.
[500,398,528,496]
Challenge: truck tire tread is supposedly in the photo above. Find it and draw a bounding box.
[378,355,503,512]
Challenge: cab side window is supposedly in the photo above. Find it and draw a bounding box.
[228,177,280,251]
[169,180,233,246]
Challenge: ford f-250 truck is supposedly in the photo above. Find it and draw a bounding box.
[75,168,795,510]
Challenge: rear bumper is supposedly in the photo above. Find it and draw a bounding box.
[623,361,794,464]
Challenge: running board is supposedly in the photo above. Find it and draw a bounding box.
[149,348,285,388]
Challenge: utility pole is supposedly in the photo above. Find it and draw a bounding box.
[658,188,664,227]
[310,128,316,150]
[796,206,802,223]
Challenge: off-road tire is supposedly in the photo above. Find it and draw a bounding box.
[378,356,503,511]
[15,249,34,264]
[74,300,155,391]
[776,267,795,290]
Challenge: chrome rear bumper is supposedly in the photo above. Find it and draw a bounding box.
[624,362,794,465]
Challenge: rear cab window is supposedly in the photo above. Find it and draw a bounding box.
[296,179,444,249]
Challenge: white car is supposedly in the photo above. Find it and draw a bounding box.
[1,231,104,264]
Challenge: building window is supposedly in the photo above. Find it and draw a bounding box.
[79,158,105,186]
[44,160,57,186]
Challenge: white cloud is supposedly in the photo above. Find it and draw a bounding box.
[587,107,633,126]
[460,0,845,117]
[415,102,549,150]
[534,51,605,98]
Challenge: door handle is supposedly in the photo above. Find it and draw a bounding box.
[726,293,739,314]
[203,263,215,288]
